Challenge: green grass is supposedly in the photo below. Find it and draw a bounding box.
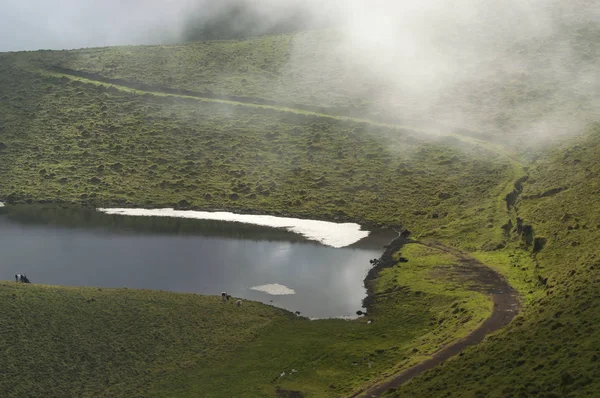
[472,250,542,303]
[391,126,600,397]
[0,282,295,397]
[0,55,511,234]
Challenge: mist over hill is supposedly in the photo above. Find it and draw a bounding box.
[181,0,326,41]
[0,0,328,51]
[182,0,600,145]
[17,0,598,148]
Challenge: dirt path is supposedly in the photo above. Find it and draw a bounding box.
[353,242,520,398]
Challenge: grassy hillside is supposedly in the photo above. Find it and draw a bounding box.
[393,127,600,397]
[0,53,513,243]
[0,282,294,396]
[23,16,600,142]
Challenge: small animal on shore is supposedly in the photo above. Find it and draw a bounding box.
[236,300,242,307]
[221,292,232,303]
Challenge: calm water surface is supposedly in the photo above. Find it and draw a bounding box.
[0,206,393,318]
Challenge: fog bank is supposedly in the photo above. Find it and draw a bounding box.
[3,0,599,143]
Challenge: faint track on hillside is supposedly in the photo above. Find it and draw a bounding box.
[33,65,509,151]
[352,242,520,398]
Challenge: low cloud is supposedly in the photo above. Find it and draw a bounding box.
[2,0,599,143]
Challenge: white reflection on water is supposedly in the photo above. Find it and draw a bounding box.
[97,208,369,248]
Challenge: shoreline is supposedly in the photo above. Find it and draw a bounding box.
[362,230,410,312]
[2,202,521,394]
[0,199,403,232]
[2,203,394,319]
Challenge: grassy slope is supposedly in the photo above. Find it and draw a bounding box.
[148,244,492,398]
[1,243,490,397]
[0,53,511,237]
[0,282,295,397]
[393,127,600,397]
[25,16,600,140]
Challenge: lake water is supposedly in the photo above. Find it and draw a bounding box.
[0,205,393,318]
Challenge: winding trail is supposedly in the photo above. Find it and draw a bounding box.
[353,242,520,398]
[30,64,524,397]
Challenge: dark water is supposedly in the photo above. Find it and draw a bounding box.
[0,206,393,318]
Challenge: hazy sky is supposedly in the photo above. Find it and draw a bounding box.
[4,0,598,52]
[0,0,196,52]
[0,0,330,52]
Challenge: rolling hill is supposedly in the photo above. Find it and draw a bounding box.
[0,22,598,397]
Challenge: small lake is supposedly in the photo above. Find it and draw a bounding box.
[0,205,393,318]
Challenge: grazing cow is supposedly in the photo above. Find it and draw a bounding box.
[221,292,232,302]
[236,300,242,307]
